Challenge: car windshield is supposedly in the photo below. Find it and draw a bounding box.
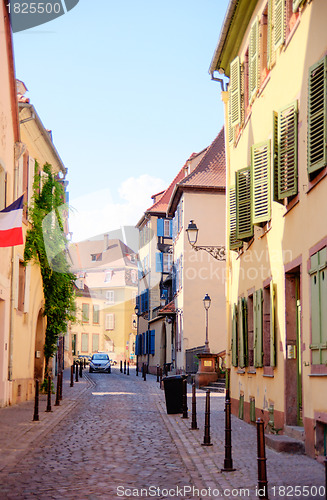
[92,354,109,360]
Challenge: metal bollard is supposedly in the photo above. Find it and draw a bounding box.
[59,372,63,400]
[159,367,163,389]
[75,362,79,382]
[190,380,198,430]
[83,358,86,368]
[79,361,83,378]
[256,418,269,499]
[120,360,123,373]
[182,379,188,419]
[156,365,160,383]
[136,363,138,376]
[222,397,235,471]
[109,363,111,374]
[45,375,52,412]
[143,363,146,381]
[127,362,130,375]
[70,365,74,387]
[55,373,60,407]
[124,360,126,374]
[72,362,75,375]
[202,390,212,446]
[33,379,39,421]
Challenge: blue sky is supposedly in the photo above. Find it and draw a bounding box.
[13,0,229,241]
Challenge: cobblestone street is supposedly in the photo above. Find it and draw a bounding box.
[0,369,325,499]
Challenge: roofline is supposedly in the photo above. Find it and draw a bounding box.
[209,0,257,78]
[18,102,66,175]
[167,184,225,217]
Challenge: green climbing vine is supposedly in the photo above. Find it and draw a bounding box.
[24,162,76,377]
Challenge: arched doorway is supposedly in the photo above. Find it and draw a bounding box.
[34,310,45,380]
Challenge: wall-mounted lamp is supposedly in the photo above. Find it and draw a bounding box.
[186,220,226,261]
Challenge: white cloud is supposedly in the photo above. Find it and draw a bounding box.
[69,175,166,242]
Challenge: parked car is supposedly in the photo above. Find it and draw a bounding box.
[89,353,111,373]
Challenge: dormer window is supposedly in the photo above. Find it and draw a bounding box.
[91,253,102,262]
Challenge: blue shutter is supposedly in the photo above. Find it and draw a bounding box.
[169,220,172,237]
[149,330,155,354]
[157,218,164,237]
[156,252,163,272]
[142,333,146,355]
[145,289,149,311]
[136,295,140,312]
[172,264,176,295]
[146,331,150,354]
[135,335,139,355]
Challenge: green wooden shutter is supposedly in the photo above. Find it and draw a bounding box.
[293,0,304,13]
[229,187,243,250]
[238,298,248,368]
[251,141,271,225]
[272,111,283,203]
[228,87,235,146]
[236,167,253,240]
[232,304,238,367]
[238,298,244,368]
[249,17,259,102]
[274,0,285,50]
[267,0,273,69]
[254,289,263,367]
[243,298,249,366]
[308,57,327,175]
[270,281,276,367]
[230,56,241,127]
[278,101,298,199]
[309,248,327,364]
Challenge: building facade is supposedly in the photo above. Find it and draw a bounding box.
[69,237,138,364]
[0,0,20,407]
[167,129,226,375]
[210,0,327,457]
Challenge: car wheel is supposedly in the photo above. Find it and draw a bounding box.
[89,368,93,373]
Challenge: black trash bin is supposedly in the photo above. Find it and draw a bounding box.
[163,375,185,414]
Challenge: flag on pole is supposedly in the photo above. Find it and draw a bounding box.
[0,195,24,247]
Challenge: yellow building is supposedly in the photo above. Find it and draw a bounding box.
[9,83,67,404]
[69,237,138,364]
[210,0,327,457]
[0,2,20,407]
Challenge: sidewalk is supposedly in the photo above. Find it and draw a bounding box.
[141,370,325,498]
[0,367,91,472]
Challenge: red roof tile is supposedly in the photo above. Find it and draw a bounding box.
[159,300,176,314]
[179,127,225,189]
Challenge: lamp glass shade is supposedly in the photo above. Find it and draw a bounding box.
[160,295,166,307]
[203,293,211,310]
[134,304,139,314]
[186,220,198,245]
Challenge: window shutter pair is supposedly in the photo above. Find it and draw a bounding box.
[236,167,253,240]
[229,187,243,251]
[308,56,327,175]
[251,141,271,225]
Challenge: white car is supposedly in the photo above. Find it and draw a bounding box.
[89,353,111,373]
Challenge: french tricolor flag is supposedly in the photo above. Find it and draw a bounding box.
[0,195,24,247]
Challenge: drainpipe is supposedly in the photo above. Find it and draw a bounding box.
[221,89,231,374]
